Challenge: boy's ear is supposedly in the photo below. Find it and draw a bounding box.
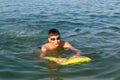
[48,38,50,42]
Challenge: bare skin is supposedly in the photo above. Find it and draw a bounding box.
[40,35,81,63]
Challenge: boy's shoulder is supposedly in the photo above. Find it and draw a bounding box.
[41,43,49,48]
[60,40,71,47]
[61,40,70,44]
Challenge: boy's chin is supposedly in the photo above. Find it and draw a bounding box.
[54,44,59,47]
[55,45,59,47]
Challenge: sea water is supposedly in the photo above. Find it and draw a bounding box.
[0,0,120,80]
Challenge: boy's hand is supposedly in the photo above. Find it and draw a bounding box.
[71,55,80,58]
[56,58,67,63]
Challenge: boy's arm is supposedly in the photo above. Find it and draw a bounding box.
[64,42,81,57]
[40,45,47,58]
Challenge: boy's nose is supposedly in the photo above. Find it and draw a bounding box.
[54,40,59,43]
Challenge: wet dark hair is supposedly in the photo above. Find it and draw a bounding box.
[48,28,60,37]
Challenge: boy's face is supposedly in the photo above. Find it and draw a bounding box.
[48,35,61,47]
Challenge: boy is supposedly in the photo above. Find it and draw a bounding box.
[40,28,81,62]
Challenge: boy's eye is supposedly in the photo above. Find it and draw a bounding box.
[51,38,55,41]
[50,37,60,41]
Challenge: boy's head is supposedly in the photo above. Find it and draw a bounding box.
[48,28,61,46]
[48,28,60,38]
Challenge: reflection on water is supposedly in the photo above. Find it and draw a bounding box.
[44,60,65,80]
